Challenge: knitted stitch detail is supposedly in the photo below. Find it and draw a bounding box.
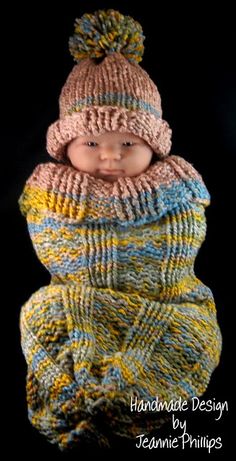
[19,155,207,223]
[46,52,172,160]
[19,157,222,449]
[47,105,171,161]
[67,93,161,118]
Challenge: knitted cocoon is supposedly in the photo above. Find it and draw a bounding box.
[19,155,222,449]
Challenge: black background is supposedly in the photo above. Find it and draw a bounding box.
[2,0,235,459]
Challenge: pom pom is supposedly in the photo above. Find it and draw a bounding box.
[69,9,145,64]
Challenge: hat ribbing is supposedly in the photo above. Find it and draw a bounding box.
[46,10,172,160]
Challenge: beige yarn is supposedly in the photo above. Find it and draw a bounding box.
[47,53,172,160]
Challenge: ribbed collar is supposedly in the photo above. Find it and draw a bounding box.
[21,155,210,224]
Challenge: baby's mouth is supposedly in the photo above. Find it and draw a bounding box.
[99,169,124,175]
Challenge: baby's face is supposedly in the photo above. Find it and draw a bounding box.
[66,131,153,182]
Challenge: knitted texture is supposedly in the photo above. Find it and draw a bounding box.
[19,156,222,450]
[69,9,145,64]
[46,10,172,161]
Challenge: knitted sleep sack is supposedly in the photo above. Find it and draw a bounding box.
[19,154,222,449]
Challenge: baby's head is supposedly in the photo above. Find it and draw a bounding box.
[46,10,172,179]
[67,131,153,182]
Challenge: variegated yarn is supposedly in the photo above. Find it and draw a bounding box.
[47,9,171,161]
[18,9,222,451]
[69,9,145,63]
[19,156,222,450]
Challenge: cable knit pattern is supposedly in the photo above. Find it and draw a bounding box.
[19,156,222,450]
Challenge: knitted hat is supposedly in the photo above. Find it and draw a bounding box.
[46,9,172,161]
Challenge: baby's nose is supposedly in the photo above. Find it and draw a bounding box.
[100,146,121,160]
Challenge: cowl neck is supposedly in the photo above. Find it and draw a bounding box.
[20,155,210,225]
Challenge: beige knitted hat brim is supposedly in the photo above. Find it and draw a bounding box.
[47,105,172,161]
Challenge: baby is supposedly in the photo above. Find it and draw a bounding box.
[67,131,154,182]
[19,9,222,451]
